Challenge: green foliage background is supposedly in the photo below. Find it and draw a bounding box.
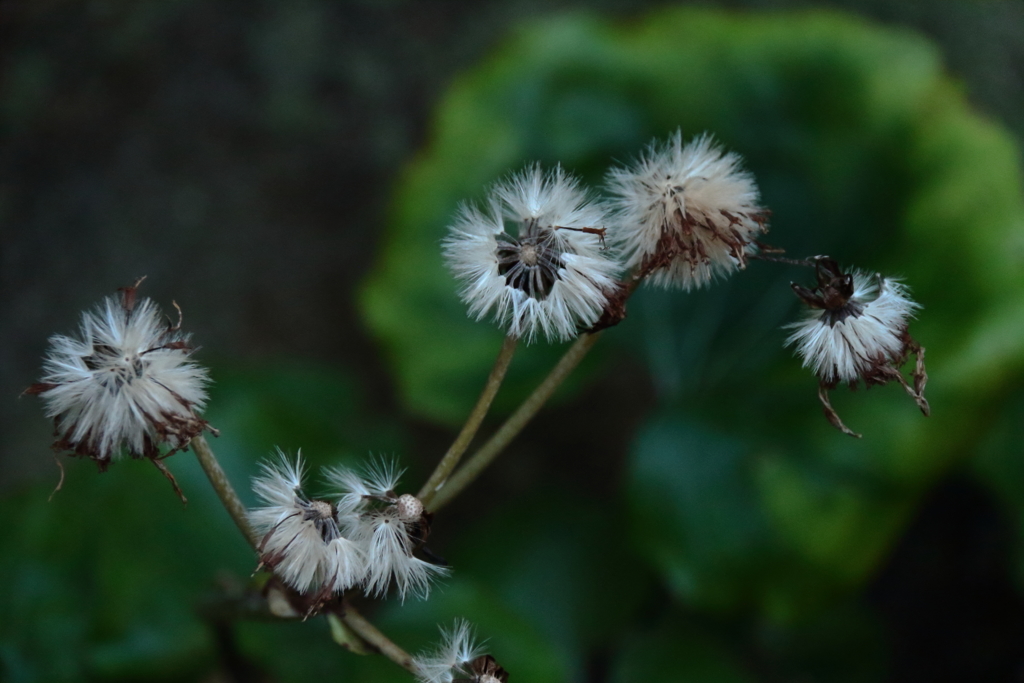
[4,6,1024,683]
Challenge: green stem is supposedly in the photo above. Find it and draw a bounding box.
[428,331,602,512]
[190,435,258,550]
[417,335,518,506]
[340,604,418,674]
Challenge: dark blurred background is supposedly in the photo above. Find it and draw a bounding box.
[3,1,1024,682]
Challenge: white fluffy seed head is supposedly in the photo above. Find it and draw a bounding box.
[413,620,484,683]
[248,451,366,596]
[324,457,448,601]
[32,287,211,464]
[444,164,621,343]
[606,131,768,289]
[353,506,449,602]
[324,456,404,518]
[786,271,919,385]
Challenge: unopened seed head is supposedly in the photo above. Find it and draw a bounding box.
[396,493,424,523]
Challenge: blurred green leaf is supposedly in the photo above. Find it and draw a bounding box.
[754,601,887,683]
[449,490,655,672]
[972,391,1024,593]
[237,616,360,682]
[626,415,777,614]
[0,462,243,682]
[611,615,754,683]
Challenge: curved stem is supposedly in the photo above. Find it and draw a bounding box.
[418,335,518,506]
[428,331,602,512]
[191,435,258,550]
[340,604,418,674]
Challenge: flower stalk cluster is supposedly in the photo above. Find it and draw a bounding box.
[28,128,932,682]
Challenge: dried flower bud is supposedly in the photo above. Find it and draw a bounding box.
[606,131,768,289]
[444,164,620,342]
[786,258,929,437]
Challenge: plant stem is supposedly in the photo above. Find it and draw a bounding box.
[749,252,817,268]
[428,331,602,512]
[417,335,518,506]
[340,603,418,674]
[191,435,258,550]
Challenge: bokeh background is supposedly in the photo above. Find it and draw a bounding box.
[3,1,1024,682]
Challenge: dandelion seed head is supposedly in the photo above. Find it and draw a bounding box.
[31,283,211,465]
[606,131,768,289]
[444,164,620,342]
[786,266,919,386]
[249,450,365,596]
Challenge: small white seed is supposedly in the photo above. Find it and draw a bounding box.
[395,493,424,523]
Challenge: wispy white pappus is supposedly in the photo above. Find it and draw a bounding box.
[249,452,366,597]
[785,258,929,437]
[29,281,211,467]
[605,131,768,289]
[787,270,919,385]
[414,620,506,683]
[444,164,620,342]
[329,458,448,601]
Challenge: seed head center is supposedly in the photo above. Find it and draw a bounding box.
[519,243,540,266]
[308,499,333,520]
